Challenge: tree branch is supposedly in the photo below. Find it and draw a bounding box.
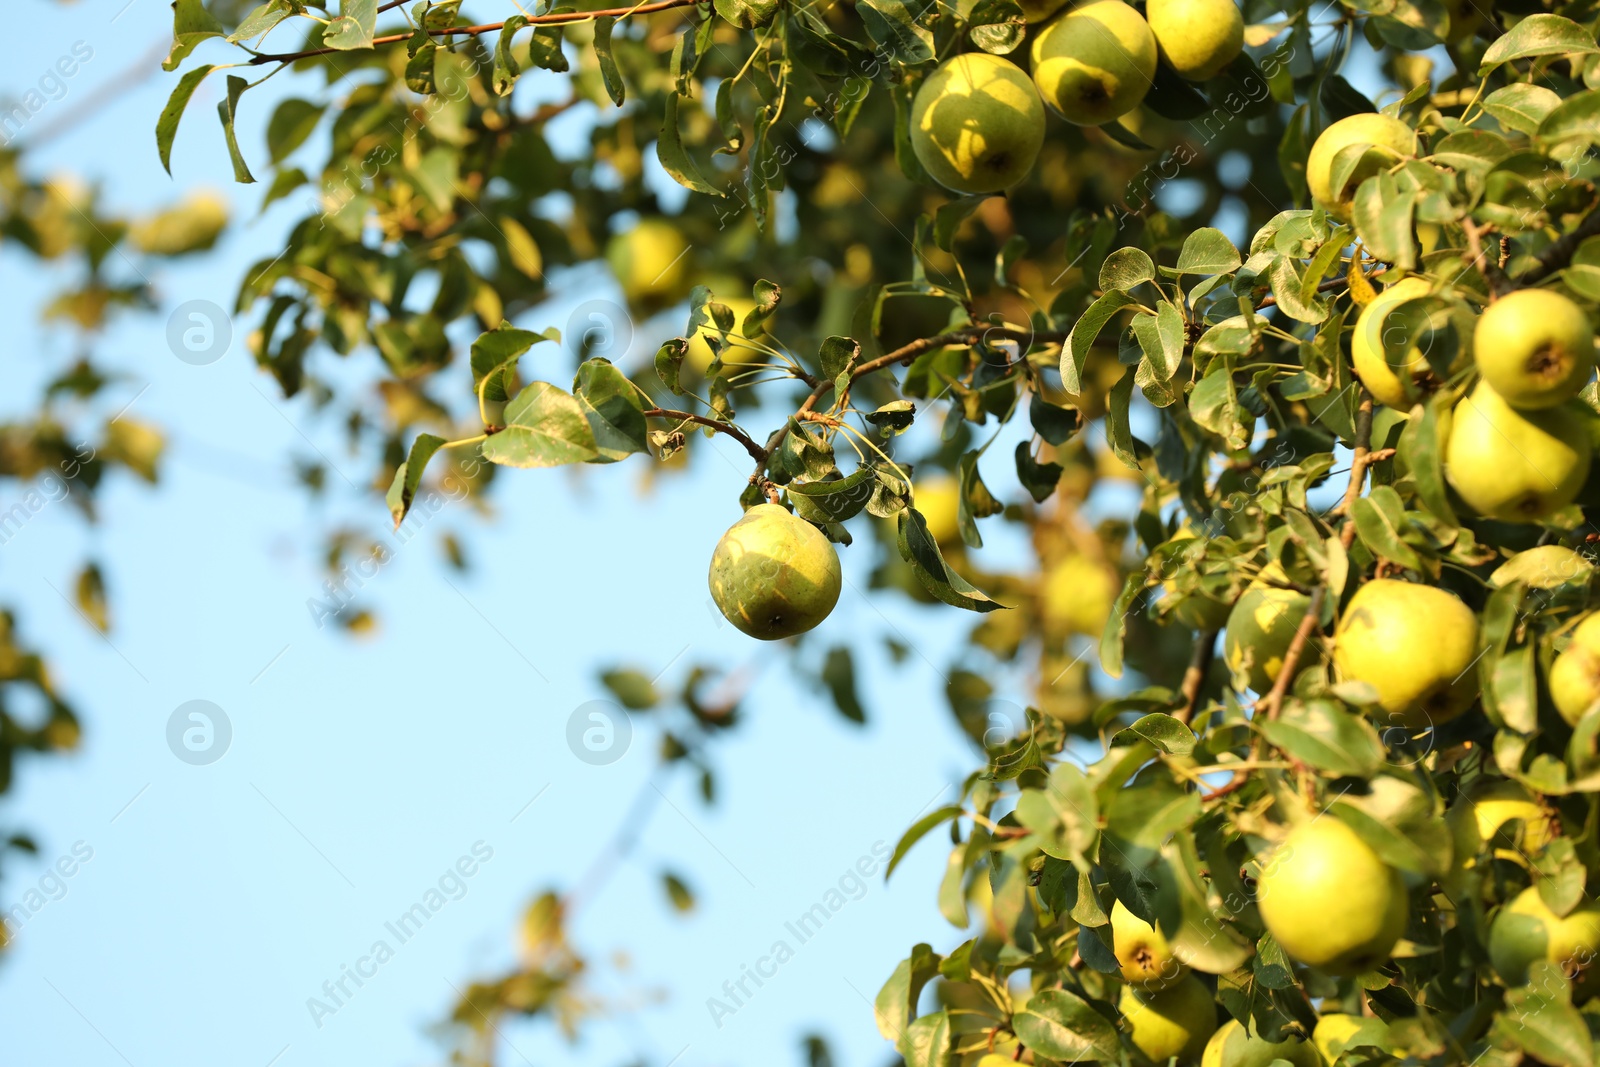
[248,0,700,65]
[1516,203,1600,287]
[645,408,766,462]
[1174,629,1217,726]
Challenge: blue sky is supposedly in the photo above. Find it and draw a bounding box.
[0,4,1055,1066]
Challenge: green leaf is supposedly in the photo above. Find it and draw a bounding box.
[216,74,256,184]
[1494,971,1594,1067]
[165,0,226,71]
[573,359,647,462]
[1539,89,1600,142]
[858,0,934,64]
[1483,83,1563,134]
[821,646,866,724]
[1012,989,1120,1063]
[592,17,626,105]
[819,336,860,381]
[1478,14,1599,77]
[896,509,1004,612]
[1109,713,1195,755]
[1100,247,1156,291]
[266,98,325,164]
[875,945,942,1041]
[1099,572,1143,678]
[1398,390,1457,524]
[493,15,530,94]
[471,322,550,405]
[788,466,878,523]
[1257,700,1384,777]
[967,0,1025,54]
[481,382,600,467]
[1105,364,1141,470]
[659,93,724,196]
[157,64,216,175]
[714,0,781,28]
[885,805,962,879]
[957,451,1003,546]
[1351,488,1424,570]
[385,433,447,529]
[866,400,917,434]
[661,871,694,912]
[1014,442,1063,504]
[1176,227,1242,275]
[1062,290,1135,393]
[324,0,378,50]
[933,195,990,251]
[600,668,659,709]
[1133,301,1185,382]
[655,338,688,396]
[1029,395,1081,445]
[228,0,294,42]
[897,1009,950,1067]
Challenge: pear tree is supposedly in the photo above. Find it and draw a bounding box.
[10,0,1600,1062]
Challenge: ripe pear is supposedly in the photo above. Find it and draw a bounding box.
[1030,0,1157,127]
[1201,1019,1323,1067]
[1256,817,1407,975]
[1490,545,1593,590]
[708,504,841,639]
[975,1056,1017,1067]
[1350,277,1475,411]
[913,476,963,547]
[1447,779,1556,875]
[1550,612,1600,726]
[910,54,1045,194]
[1110,899,1187,990]
[1445,383,1593,521]
[1313,1013,1389,1062]
[607,219,690,307]
[1016,0,1069,22]
[1145,0,1243,81]
[1474,289,1596,409]
[1305,113,1418,221]
[1223,564,1319,694]
[1119,973,1217,1063]
[1332,579,1480,730]
[1489,886,1600,1001]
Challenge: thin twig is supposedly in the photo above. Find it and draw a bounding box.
[1174,629,1217,726]
[645,408,765,462]
[1517,203,1600,287]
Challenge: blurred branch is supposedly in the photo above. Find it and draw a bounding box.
[1517,203,1600,286]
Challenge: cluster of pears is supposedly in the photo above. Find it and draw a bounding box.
[1445,289,1597,522]
[1108,821,1404,1064]
[1224,563,1481,731]
[909,0,1243,194]
[708,504,843,640]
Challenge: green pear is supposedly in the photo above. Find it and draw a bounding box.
[1490,545,1593,589]
[1145,0,1243,81]
[1016,0,1069,24]
[1110,899,1187,990]
[1119,973,1216,1063]
[1550,612,1600,726]
[607,219,690,308]
[1030,0,1157,127]
[1332,578,1480,730]
[1223,563,1319,694]
[1350,277,1475,411]
[708,504,841,639]
[1313,1013,1389,1062]
[1304,113,1418,221]
[1201,1019,1323,1067]
[1474,289,1596,409]
[1489,886,1600,1001]
[910,54,1045,194]
[1445,383,1593,522]
[1256,817,1407,975]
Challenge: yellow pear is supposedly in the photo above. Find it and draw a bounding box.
[1445,383,1592,522]
[914,475,964,547]
[1041,554,1119,637]
[1119,974,1216,1063]
[1030,0,1157,127]
[1110,899,1187,990]
[1016,0,1069,22]
[1202,1019,1323,1067]
[1145,0,1243,81]
[1223,563,1318,694]
[1490,545,1593,589]
[1550,612,1600,726]
[708,504,841,639]
[910,54,1046,194]
[1447,779,1556,876]
[1256,817,1407,975]
[1332,579,1480,730]
[607,219,690,307]
[1313,1013,1389,1062]
[1489,886,1600,1001]
[975,1056,1017,1067]
[1474,289,1595,409]
[1350,276,1475,411]
[1304,113,1418,221]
